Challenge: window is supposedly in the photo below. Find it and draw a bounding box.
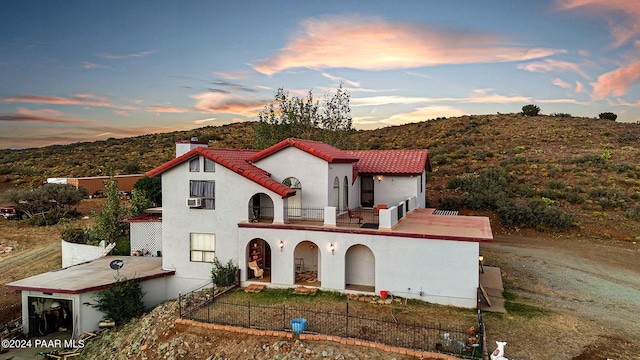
[189,158,200,172]
[190,180,215,209]
[190,233,215,262]
[204,159,215,172]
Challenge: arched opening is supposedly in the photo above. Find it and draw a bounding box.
[283,177,301,217]
[246,238,271,282]
[248,193,274,223]
[343,176,349,210]
[345,244,375,292]
[332,177,340,208]
[293,241,321,286]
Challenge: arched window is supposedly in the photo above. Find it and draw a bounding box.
[283,177,302,217]
[343,176,349,210]
[333,177,340,208]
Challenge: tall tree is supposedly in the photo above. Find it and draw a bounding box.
[91,176,129,243]
[253,83,354,149]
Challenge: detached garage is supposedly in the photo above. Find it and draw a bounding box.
[6,256,174,338]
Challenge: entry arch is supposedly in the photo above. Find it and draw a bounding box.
[345,244,375,292]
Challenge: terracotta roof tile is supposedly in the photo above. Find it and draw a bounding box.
[146,148,295,198]
[247,138,359,164]
[347,150,432,177]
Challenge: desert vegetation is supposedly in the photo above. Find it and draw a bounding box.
[1,112,639,240]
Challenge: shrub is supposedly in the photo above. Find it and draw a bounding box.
[91,276,145,324]
[598,112,617,121]
[522,104,541,116]
[211,257,238,288]
[627,205,640,220]
[547,179,566,190]
[61,226,91,244]
[438,197,465,210]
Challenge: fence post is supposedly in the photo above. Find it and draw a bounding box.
[207,298,210,323]
[178,292,182,318]
[345,301,349,338]
[248,302,251,328]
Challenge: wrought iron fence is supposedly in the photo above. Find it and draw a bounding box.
[182,299,484,359]
[284,207,324,222]
[335,208,379,226]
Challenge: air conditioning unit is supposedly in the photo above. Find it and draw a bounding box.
[186,198,202,208]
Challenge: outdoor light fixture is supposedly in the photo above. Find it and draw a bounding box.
[376,175,383,182]
[478,254,484,273]
[329,243,335,254]
[279,240,284,251]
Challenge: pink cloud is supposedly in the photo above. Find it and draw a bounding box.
[575,81,585,93]
[97,50,157,60]
[591,61,640,100]
[3,93,139,111]
[253,16,560,75]
[144,105,190,113]
[191,92,266,116]
[552,78,572,89]
[557,0,640,48]
[518,59,589,78]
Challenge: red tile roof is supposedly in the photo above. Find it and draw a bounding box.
[347,150,432,177]
[247,138,359,164]
[146,148,296,198]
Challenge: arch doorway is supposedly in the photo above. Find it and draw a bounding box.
[293,241,321,286]
[246,238,271,282]
[345,244,375,292]
[248,193,274,223]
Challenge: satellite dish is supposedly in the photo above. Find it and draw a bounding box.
[109,259,124,270]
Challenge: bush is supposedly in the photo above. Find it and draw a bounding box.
[26,210,61,226]
[211,258,238,288]
[522,104,541,116]
[61,227,91,244]
[438,197,465,210]
[598,112,617,121]
[91,276,145,324]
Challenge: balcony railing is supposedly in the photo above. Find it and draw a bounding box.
[284,207,324,222]
[249,206,383,227]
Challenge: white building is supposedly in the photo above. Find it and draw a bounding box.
[148,138,492,308]
[7,137,492,337]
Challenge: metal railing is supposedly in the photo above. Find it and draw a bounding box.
[336,208,379,226]
[182,299,484,359]
[284,207,324,222]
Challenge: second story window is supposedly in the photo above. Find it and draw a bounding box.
[190,180,215,209]
[204,159,215,172]
[189,158,200,172]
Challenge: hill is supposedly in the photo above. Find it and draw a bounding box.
[1,113,639,239]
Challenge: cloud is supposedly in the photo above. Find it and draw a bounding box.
[97,50,157,60]
[253,15,561,75]
[538,98,589,104]
[144,105,190,113]
[215,70,252,80]
[82,62,113,70]
[3,93,138,110]
[518,59,589,78]
[591,61,640,99]
[557,0,640,48]
[210,80,257,93]
[321,73,361,87]
[0,108,96,125]
[552,78,572,88]
[575,81,585,93]
[191,91,266,116]
[351,94,530,107]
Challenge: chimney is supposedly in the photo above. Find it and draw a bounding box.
[175,137,208,157]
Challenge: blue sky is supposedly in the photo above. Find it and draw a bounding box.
[2,0,640,149]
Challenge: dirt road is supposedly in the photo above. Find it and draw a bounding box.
[481,234,640,359]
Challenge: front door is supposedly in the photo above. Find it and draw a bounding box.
[361,176,374,207]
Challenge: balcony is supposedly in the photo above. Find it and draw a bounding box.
[248,197,415,230]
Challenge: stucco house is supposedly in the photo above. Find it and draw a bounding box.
[146,137,492,308]
[6,137,492,338]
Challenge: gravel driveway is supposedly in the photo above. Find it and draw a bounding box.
[481,234,640,359]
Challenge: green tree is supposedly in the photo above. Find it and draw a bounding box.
[253,84,354,149]
[91,176,129,244]
[91,275,145,324]
[598,112,617,121]
[133,176,162,206]
[7,183,86,220]
[129,188,154,216]
[522,104,541,116]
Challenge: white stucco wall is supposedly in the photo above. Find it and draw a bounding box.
[161,156,286,297]
[238,226,479,308]
[374,176,421,209]
[61,240,106,268]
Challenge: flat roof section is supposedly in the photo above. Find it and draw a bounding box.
[5,256,174,294]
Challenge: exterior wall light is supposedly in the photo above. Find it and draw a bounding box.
[329,243,335,255]
[279,240,284,251]
[478,254,484,273]
[376,175,383,182]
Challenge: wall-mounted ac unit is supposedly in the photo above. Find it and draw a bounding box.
[187,198,202,208]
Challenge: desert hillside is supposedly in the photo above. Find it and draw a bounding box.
[1,113,639,239]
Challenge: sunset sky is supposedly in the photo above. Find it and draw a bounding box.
[2,0,640,149]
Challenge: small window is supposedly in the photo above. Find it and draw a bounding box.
[204,159,215,172]
[189,158,200,172]
[190,233,215,262]
[190,180,215,209]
